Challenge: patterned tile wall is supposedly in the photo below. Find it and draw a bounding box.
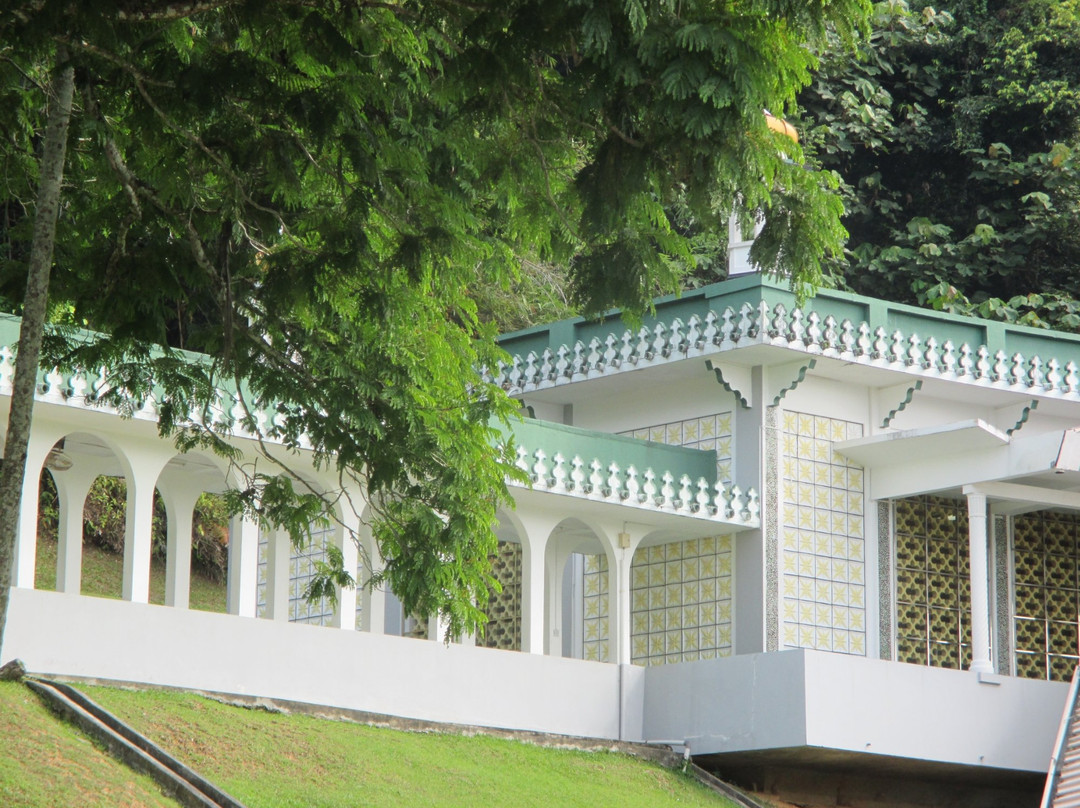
[257,524,364,629]
[583,553,610,662]
[630,536,734,665]
[479,542,522,651]
[582,536,735,665]
[578,412,737,666]
[621,412,733,484]
[894,496,972,670]
[780,411,866,655]
[1014,511,1080,682]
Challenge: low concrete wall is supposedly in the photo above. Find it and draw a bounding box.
[2,588,643,741]
[643,648,1068,773]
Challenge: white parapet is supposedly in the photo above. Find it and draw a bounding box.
[1,588,644,741]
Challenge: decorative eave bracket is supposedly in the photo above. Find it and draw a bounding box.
[770,358,817,407]
[705,359,750,409]
[881,380,923,429]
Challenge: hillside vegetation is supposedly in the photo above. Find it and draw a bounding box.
[75,684,740,808]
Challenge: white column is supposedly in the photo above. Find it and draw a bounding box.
[359,528,385,634]
[53,468,96,594]
[120,447,172,604]
[161,481,203,609]
[545,541,572,656]
[964,488,994,674]
[264,527,291,621]
[331,514,359,630]
[122,477,156,603]
[604,526,646,666]
[605,546,633,665]
[227,512,260,617]
[520,537,546,654]
[12,436,56,588]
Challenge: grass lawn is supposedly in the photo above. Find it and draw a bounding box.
[0,682,178,808]
[34,534,227,612]
[82,685,742,808]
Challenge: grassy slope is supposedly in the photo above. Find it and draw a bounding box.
[0,682,178,808]
[82,686,740,808]
[34,535,227,612]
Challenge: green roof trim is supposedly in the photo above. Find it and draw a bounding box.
[494,275,1080,398]
[507,417,717,487]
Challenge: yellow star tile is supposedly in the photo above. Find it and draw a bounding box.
[784,626,798,645]
[800,626,814,646]
[718,602,732,621]
[717,414,731,434]
[850,586,864,607]
[684,422,699,441]
[831,421,846,441]
[799,578,814,599]
[702,418,716,437]
[784,599,798,620]
[849,469,864,492]
[718,556,731,575]
[799,415,814,436]
[800,603,814,622]
[784,529,798,551]
[717,578,731,597]
[783,412,797,431]
[851,635,865,654]
[816,629,832,649]
[850,611,864,630]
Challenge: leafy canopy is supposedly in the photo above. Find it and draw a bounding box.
[0,0,867,638]
[796,0,1080,331]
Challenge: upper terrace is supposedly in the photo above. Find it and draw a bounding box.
[493,274,1080,411]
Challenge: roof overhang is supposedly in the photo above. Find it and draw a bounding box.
[835,422,1080,504]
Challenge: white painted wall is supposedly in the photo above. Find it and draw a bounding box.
[2,588,643,741]
[643,649,1067,773]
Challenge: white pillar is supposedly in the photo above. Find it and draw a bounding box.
[53,468,96,594]
[160,481,203,609]
[359,527,385,634]
[606,547,634,665]
[506,507,556,655]
[331,513,359,630]
[264,527,291,621]
[964,488,994,674]
[227,512,260,617]
[520,538,546,654]
[604,526,646,666]
[120,447,172,604]
[12,436,56,588]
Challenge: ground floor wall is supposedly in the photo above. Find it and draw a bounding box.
[2,587,643,741]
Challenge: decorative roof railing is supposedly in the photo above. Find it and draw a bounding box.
[505,418,759,527]
[489,276,1080,400]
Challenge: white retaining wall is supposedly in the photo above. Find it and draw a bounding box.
[1,588,644,741]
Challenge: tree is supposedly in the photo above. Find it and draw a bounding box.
[795,0,1080,330]
[0,0,868,651]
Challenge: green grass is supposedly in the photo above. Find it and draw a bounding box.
[0,682,178,808]
[34,535,227,612]
[81,686,740,808]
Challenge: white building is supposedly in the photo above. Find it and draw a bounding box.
[3,274,1079,806]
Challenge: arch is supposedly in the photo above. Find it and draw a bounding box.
[154,450,231,612]
[545,517,610,662]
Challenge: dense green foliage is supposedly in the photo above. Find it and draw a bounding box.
[796,0,1080,330]
[0,0,867,638]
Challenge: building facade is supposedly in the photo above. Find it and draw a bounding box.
[4,275,1080,805]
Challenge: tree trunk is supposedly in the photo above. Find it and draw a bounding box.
[0,50,75,661]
